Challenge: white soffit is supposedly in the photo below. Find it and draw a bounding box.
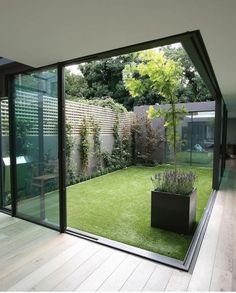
[0,0,235,114]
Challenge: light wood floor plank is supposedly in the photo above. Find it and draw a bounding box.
[0,228,55,264]
[233,258,236,291]
[188,195,223,291]
[0,216,20,229]
[214,191,234,273]
[0,221,46,257]
[0,234,78,291]
[210,267,232,291]
[120,259,156,291]
[8,240,89,291]
[0,166,236,293]
[32,242,101,291]
[142,264,173,291]
[75,250,127,291]
[97,255,142,291]
[53,246,113,291]
[165,270,191,292]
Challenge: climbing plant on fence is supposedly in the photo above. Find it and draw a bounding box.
[102,115,131,171]
[79,117,90,175]
[65,122,77,185]
[91,118,102,173]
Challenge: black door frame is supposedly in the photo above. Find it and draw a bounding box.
[2,30,225,270]
[0,96,12,213]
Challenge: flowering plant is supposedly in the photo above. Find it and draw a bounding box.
[151,169,196,196]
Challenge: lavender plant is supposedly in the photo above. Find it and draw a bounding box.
[151,170,196,195]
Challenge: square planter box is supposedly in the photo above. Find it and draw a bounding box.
[151,188,197,234]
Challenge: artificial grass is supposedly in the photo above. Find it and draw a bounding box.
[67,165,212,260]
[176,151,213,166]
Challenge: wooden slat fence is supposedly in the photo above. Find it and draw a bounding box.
[0,91,133,136]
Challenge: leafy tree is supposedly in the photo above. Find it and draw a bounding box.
[65,46,211,110]
[65,69,88,99]
[124,50,186,168]
[78,55,135,110]
[163,46,212,102]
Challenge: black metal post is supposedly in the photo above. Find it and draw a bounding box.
[0,100,3,208]
[8,75,17,216]
[221,103,228,176]
[58,64,66,233]
[190,112,193,166]
[212,97,222,190]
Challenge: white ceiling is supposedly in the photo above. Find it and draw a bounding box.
[0,0,236,116]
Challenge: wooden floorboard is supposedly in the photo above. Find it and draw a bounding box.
[165,270,191,291]
[97,255,142,291]
[120,259,156,291]
[0,164,235,291]
[188,195,223,291]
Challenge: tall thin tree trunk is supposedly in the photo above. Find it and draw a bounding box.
[171,97,177,175]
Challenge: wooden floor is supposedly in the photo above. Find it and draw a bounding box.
[0,165,235,291]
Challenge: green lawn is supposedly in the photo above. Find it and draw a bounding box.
[67,165,212,260]
[176,151,213,166]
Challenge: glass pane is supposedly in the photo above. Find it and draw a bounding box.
[13,68,59,228]
[0,99,11,209]
[176,114,192,165]
[191,111,215,167]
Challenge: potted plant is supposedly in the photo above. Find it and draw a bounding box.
[151,169,197,234]
[146,53,197,234]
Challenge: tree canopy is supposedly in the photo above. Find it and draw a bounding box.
[123,49,187,166]
[64,46,212,110]
[163,46,212,102]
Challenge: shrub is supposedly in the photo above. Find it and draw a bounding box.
[131,114,164,166]
[151,170,196,195]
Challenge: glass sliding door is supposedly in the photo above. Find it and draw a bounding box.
[0,98,11,210]
[191,111,215,167]
[11,68,60,228]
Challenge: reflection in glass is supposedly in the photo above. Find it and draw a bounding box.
[191,111,215,167]
[13,68,59,228]
[166,111,215,167]
[0,99,11,209]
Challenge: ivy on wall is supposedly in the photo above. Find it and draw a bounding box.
[91,118,102,173]
[79,117,90,174]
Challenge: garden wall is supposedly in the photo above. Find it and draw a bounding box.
[65,100,133,175]
[1,91,215,180]
[0,94,133,177]
[134,101,215,164]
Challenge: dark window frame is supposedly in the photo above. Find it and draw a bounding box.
[2,29,225,271]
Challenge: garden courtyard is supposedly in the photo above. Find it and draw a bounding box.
[17,165,212,260]
[66,165,212,260]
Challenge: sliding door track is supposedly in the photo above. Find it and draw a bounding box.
[66,189,217,272]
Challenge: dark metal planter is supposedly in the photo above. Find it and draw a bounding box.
[151,188,197,234]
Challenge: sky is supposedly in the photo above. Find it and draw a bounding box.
[67,64,81,75]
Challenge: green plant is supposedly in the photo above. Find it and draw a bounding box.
[66,165,212,260]
[79,117,90,174]
[121,124,131,164]
[65,122,77,185]
[131,114,164,165]
[16,118,33,156]
[124,50,186,170]
[151,169,196,195]
[91,118,102,172]
[102,115,131,171]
